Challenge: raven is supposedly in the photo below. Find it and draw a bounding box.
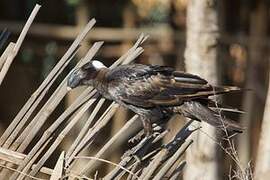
[67,60,243,136]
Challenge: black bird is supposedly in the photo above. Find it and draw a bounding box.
[67,60,243,136]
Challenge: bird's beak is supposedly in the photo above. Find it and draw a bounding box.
[67,86,72,91]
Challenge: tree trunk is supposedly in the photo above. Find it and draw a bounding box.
[255,63,270,179]
[239,1,268,165]
[183,0,219,180]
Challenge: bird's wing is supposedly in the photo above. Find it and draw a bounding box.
[107,64,240,107]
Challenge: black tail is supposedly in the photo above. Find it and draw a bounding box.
[174,101,243,133]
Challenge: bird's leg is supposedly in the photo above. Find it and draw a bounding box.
[141,116,153,137]
[128,116,153,143]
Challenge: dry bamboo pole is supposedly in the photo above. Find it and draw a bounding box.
[0,147,25,165]
[11,34,137,177]
[77,115,139,174]
[0,43,15,70]
[15,95,101,180]
[1,27,100,178]
[152,140,192,180]
[67,103,118,167]
[0,49,76,149]
[28,103,118,179]
[140,121,196,179]
[50,152,65,180]
[21,137,53,178]
[0,44,79,176]
[0,18,96,147]
[15,41,102,153]
[2,47,78,151]
[167,161,186,180]
[0,136,52,179]
[65,98,106,164]
[104,125,168,180]
[12,33,145,179]
[0,147,53,176]
[9,41,102,153]
[66,35,146,168]
[6,89,96,179]
[0,4,40,85]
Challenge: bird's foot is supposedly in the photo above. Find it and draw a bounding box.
[128,131,144,143]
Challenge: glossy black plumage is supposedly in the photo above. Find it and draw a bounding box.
[67,61,243,136]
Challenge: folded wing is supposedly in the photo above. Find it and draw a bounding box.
[107,64,240,107]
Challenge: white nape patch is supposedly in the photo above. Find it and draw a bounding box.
[92,60,106,69]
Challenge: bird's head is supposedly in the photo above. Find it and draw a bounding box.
[67,60,106,89]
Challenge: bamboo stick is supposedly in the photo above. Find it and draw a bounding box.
[79,115,139,174]
[0,43,15,70]
[2,47,78,150]
[140,121,196,179]
[8,89,97,180]
[21,137,53,180]
[103,126,167,180]
[66,98,106,165]
[0,18,96,147]
[3,19,97,178]
[11,41,104,174]
[0,147,53,176]
[0,4,41,85]
[0,136,52,179]
[29,103,118,178]
[152,140,192,180]
[14,96,100,180]
[49,152,65,180]
[168,161,186,180]
[10,33,146,179]
[68,103,118,169]
[9,41,102,153]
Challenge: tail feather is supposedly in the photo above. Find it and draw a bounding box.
[175,101,243,133]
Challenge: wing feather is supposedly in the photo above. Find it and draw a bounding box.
[107,64,240,107]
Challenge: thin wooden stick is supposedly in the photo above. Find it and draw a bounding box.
[0,4,41,85]
[8,41,102,153]
[28,102,117,178]
[14,96,99,180]
[21,137,53,180]
[11,33,146,179]
[0,42,15,70]
[1,47,78,150]
[6,89,95,179]
[74,156,142,180]
[152,140,192,180]
[79,115,139,174]
[168,161,186,180]
[49,151,65,180]
[66,98,106,164]
[140,121,196,179]
[0,147,53,176]
[68,103,118,170]
[5,19,98,179]
[0,136,52,179]
[0,164,45,180]
[0,18,96,147]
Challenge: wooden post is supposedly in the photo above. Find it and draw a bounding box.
[239,1,268,166]
[183,0,219,180]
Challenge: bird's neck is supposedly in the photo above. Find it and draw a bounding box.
[93,68,111,98]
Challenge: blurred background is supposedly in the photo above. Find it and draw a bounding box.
[0,0,269,179]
